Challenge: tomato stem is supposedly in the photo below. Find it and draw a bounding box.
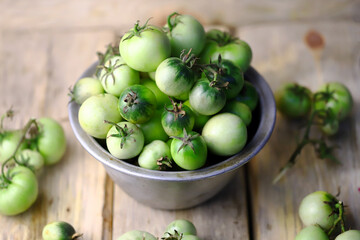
[327,201,346,236]
[1,118,38,185]
[273,109,317,184]
[166,98,186,121]
[167,12,180,33]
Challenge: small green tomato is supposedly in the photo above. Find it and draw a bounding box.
[70,77,104,105]
[15,149,44,171]
[138,140,172,170]
[106,121,144,160]
[295,225,329,240]
[202,113,247,156]
[335,230,360,240]
[42,221,82,240]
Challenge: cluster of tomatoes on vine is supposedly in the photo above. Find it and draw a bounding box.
[0,109,66,216]
[71,12,258,171]
[273,81,353,183]
[295,190,360,240]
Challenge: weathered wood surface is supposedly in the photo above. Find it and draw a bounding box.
[241,21,360,239]
[0,2,359,240]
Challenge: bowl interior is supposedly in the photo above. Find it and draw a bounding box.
[68,62,276,181]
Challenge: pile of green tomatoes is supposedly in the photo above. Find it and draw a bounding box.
[73,12,258,171]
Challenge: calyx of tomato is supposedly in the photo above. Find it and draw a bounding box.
[171,129,199,153]
[122,89,140,113]
[201,56,230,91]
[97,43,120,66]
[122,18,153,41]
[157,156,173,170]
[180,48,196,68]
[165,98,186,121]
[162,230,183,240]
[96,59,125,86]
[207,30,239,47]
[104,121,135,149]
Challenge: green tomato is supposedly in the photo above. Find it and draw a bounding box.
[99,56,140,97]
[36,117,66,165]
[118,85,157,124]
[15,149,44,172]
[222,101,252,126]
[42,221,81,240]
[140,78,171,109]
[106,121,144,160]
[162,101,195,137]
[200,30,252,71]
[183,100,209,131]
[138,109,168,144]
[299,191,338,231]
[314,82,353,121]
[202,113,247,156]
[295,225,329,240]
[166,13,206,56]
[165,219,197,236]
[155,57,195,97]
[235,81,259,111]
[117,230,157,240]
[70,77,104,105]
[210,58,245,99]
[189,79,226,116]
[320,115,339,136]
[79,93,122,139]
[335,230,360,240]
[170,130,207,170]
[0,166,38,216]
[275,83,312,118]
[0,130,25,164]
[138,140,172,170]
[120,22,171,72]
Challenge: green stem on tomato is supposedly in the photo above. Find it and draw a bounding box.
[167,12,179,33]
[327,201,346,236]
[272,110,318,184]
[0,118,38,185]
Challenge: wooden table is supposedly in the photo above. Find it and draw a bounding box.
[0,1,359,239]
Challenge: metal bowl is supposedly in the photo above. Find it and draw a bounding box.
[68,62,276,210]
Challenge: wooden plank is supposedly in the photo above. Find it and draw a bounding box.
[112,169,250,239]
[0,0,359,31]
[236,21,360,239]
[0,29,115,239]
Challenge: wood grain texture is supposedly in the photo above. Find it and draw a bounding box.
[0,29,116,239]
[237,21,360,239]
[112,170,250,240]
[0,0,359,31]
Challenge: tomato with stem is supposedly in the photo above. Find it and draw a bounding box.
[170,129,207,170]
